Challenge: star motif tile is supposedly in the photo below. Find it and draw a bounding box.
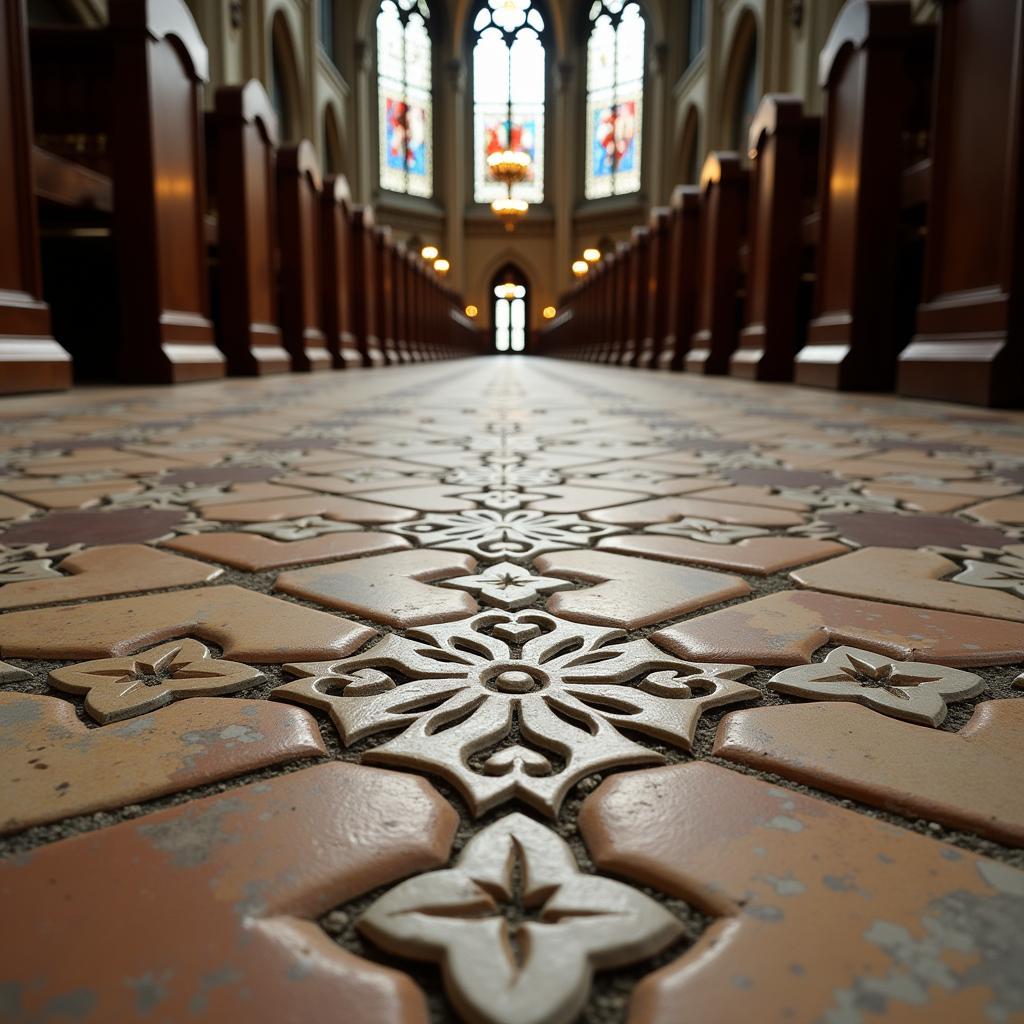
[437,560,573,609]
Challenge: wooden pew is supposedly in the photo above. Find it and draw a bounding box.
[211,81,290,376]
[29,0,225,382]
[639,207,672,368]
[658,185,701,371]
[0,0,71,393]
[730,95,820,381]
[795,0,934,390]
[320,173,362,369]
[686,153,748,374]
[349,205,385,366]
[622,225,649,367]
[374,226,398,365]
[390,241,409,363]
[897,0,1024,406]
[607,240,631,364]
[276,141,331,372]
[403,251,422,362]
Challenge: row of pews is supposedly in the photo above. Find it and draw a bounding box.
[542,0,1024,408]
[0,0,480,395]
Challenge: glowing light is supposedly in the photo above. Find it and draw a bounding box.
[465,304,479,317]
[433,258,451,275]
[571,260,590,278]
[583,248,602,263]
[495,282,526,300]
[542,305,557,319]
[421,245,439,261]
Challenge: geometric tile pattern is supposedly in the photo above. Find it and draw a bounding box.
[1,360,1023,1021]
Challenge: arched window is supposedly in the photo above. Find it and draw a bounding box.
[585,0,645,199]
[472,0,546,205]
[491,265,530,353]
[377,0,433,198]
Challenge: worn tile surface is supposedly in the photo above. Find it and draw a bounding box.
[1,360,1023,1023]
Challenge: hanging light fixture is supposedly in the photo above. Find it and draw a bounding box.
[489,11,531,230]
[491,195,529,231]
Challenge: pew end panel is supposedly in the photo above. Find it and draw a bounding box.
[320,173,362,369]
[0,0,71,393]
[212,81,290,376]
[349,205,386,367]
[731,95,820,382]
[686,152,748,375]
[658,185,701,371]
[897,0,1024,406]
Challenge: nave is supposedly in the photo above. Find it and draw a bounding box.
[0,358,1022,1023]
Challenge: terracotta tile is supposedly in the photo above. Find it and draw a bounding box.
[561,474,719,497]
[534,550,749,629]
[585,496,805,528]
[685,485,813,511]
[0,693,326,833]
[159,464,281,486]
[963,496,1024,525]
[0,659,30,683]
[524,485,650,513]
[579,762,1024,1024]
[653,590,1024,666]
[18,451,205,477]
[0,763,455,1022]
[0,495,35,520]
[275,610,755,817]
[0,479,145,509]
[202,494,417,524]
[819,510,1012,549]
[857,483,979,513]
[597,533,848,575]
[275,466,443,496]
[0,585,374,661]
[792,546,1024,621]
[722,467,841,489]
[713,700,1024,845]
[163,530,411,571]
[828,457,983,481]
[0,544,220,610]
[276,549,479,627]
[333,484,480,512]
[0,507,187,547]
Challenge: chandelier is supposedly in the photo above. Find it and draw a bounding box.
[491,195,529,231]
[487,149,531,187]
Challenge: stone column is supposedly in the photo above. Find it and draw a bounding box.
[554,59,575,296]
[444,58,467,295]
[353,38,374,202]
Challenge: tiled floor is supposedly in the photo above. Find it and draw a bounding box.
[1,357,1023,1024]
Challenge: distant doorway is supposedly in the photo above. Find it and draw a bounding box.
[490,265,529,354]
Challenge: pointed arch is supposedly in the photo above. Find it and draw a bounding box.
[679,103,701,184]
[270,11,302,143]
[323,102,345,175]
[721,7,760,152]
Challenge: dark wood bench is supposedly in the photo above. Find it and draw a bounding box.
[731,95,820,381]
[29,0,225,383]
[686,153,748,374]
[897,0,1024,406]
[210,81,290,376]
[0,0,71,393]
[657,185,701,371]
[638,207,671,368]
[276,141,332,372]
[795,0,934,391]
[320,172,362,369]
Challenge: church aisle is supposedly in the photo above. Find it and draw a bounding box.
[1,357,1022,1024]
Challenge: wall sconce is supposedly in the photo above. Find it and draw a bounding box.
[583,248,602,263]
[433,258,451,276]
[542,306,557,319]
[421,245,439,261]
[571,260,589,279]
[465,305,478,318]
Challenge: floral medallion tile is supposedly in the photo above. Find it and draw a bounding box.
[274,610,756,816]
[384,509,625,559]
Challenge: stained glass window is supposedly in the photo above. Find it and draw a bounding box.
[378,0,433,198]
[585,0,645,200]
[473,0,546,205]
